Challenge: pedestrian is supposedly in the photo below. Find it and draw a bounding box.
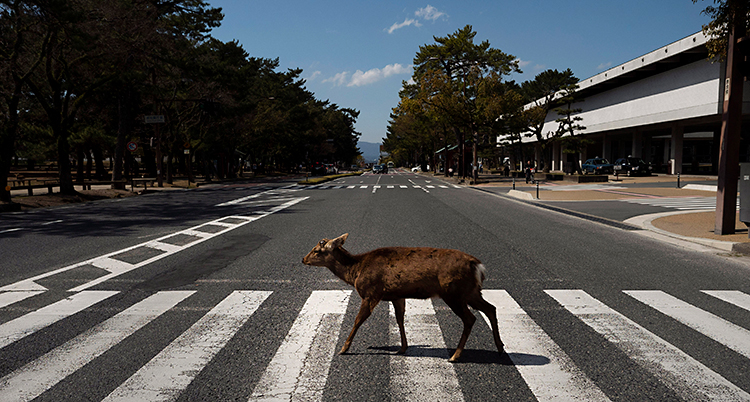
[525,160,533,184]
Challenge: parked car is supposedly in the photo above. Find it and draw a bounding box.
[581,158,614,175]
[411,166,421,172]
[613,157,652,176]
[372,165,383,174]
[311,162,327,176]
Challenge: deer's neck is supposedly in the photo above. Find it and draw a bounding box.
[327,247,361,286]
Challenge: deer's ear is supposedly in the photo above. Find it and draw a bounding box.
[328,233,348,250]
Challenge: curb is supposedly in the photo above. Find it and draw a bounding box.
[482,187,744,255]
[623,211,741,253]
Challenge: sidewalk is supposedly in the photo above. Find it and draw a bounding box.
[437,171,749,253]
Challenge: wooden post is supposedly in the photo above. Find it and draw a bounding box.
[715,0,746,235]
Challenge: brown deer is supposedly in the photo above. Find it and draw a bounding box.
[302,233,504,362]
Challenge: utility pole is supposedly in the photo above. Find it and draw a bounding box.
[715,0,746,234]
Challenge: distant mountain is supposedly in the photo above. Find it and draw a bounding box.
[358,141,382,163]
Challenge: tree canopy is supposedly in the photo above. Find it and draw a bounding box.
[385,25,582,176]
[0,0,361,201]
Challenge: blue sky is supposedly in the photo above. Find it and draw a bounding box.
[207,1,711,144]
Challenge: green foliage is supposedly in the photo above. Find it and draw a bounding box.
[0,0,361,198]
[385,25,521,173]
[693,0,750,60]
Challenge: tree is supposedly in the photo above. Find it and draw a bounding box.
[522,69,579,172]
[693,0,750,60]
[553,84,587,174]
[694,0,749,234]
[0,0,43,202]
[409,25,520,181]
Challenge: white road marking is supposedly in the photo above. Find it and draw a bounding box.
[483,290,611,401]
[0,291,119,349]
[389,299,464,402]
[0,291,194,402]
[545,289,750,401]
[104,291,271,402]
[0,291,45,309]
[702,290,750,311]
[0,197,308,293]
[625,290,750,359]
[250,290,351,402]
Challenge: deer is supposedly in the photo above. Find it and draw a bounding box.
[302,233,504,362]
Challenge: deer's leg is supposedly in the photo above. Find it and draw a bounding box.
[444,297,476,362]
[340,297,379,355]
[392,299,408,354]
[469,295,504,353]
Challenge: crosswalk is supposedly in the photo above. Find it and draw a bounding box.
[299,183,462,190]
[0,288,749,401]
[620,196,739,210]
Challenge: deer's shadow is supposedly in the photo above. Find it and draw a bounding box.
[357,345,550,366]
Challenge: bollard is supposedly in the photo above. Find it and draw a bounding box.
[536,181,539,199]
[677,172,680,188]
[512,177,515,190]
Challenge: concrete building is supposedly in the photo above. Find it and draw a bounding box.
[517,31,750,175]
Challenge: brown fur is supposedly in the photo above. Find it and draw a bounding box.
[302,233,504,362]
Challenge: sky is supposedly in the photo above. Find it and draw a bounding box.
[206,1,712,145]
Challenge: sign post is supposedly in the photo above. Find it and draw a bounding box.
[144,115,165,187]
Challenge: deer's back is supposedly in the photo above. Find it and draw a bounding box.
[353,247,481,300]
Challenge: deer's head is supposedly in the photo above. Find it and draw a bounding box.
[302,233,349,266]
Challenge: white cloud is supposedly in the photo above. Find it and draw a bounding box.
[348,63,412,87]
[387,18,421,34]
[415,5,446,21]
[322,71,349,86]
[307,71,322,81]
[515,59,531,69]
[597,62,613,70]
[386,5,447,34]
[323,64,412,87]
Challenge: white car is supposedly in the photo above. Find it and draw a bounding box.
[411,166,421,172]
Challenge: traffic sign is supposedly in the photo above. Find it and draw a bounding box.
[144,115,165,124]
[127,142,138,152]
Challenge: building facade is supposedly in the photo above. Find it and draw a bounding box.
[519,32,750,175]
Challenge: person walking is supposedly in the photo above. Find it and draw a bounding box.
[525,160,534,184]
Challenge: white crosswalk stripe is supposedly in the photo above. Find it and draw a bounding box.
[1,288,750,400]
[0,291,44,309]
[545,289,750,401]
[0,291,194,402]
[625,290,750,359]
[621,196,739,210]
[482,290,611,401]
[702,290,750,311]
[250,290,351,402]
[0,290,119,349]
[300,184,461,190]
[389,299,464,402]
[104,291,271,402]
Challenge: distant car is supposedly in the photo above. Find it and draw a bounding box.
[372,165,383,174]
[381,164,388,174]
[613,157,652,176]
[581,158,614,175]
[311,162,327,176]
[411,166,421,172]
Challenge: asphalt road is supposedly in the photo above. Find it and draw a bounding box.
[0,171,749,401]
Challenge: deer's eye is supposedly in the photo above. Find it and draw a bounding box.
[319,240,326,246]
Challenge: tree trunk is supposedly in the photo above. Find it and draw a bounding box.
[112,87,133,190]
[57,131,76,195]
[93,145,106,179]
[76,147,85,183]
